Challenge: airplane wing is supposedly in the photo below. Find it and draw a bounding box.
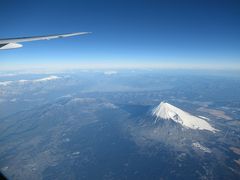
[0,32,91,50]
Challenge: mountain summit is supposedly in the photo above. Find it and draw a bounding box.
[152,102,218,133]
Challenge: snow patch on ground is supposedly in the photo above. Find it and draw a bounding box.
[102,102,118,109]
[104,71,118,75]
[192,142,211,153]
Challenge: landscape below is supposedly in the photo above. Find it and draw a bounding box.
[0,70,239,180]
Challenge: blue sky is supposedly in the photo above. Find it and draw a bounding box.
[0,0,240,70]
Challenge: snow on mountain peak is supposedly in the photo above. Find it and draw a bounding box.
[152,102,218,133]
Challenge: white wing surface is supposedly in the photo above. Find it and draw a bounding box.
[0,32,91,50]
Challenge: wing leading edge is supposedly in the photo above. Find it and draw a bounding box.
[0,32,91,50]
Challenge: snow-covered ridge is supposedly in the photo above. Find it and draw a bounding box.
[152,102,218,133]
[19,75,60,83]
[32,75,60,82]
[0,81,13,86]
[0,76,60,86]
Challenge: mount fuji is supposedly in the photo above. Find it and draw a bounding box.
[152,102,218,133]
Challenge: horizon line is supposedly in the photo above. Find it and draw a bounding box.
[0,62,240,72]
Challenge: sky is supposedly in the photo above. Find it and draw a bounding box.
[0,0,240,70]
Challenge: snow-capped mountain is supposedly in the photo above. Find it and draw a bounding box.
[152,102,218,133]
